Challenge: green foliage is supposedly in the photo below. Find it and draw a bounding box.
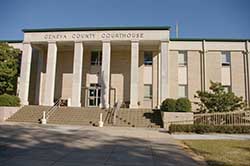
[169,124,250,134]
[194,81,245,113]
[0,42,21,95]
[161,98,192,112]
[0,94,20,106]
[160,98,176,112]
[176,98,191,112]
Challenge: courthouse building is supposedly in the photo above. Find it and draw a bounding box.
[5,26,250,109]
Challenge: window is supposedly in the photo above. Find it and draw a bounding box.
[91,51,102,65]
[223,85,231,93]
[221,51,230,66]
[178,85,188,98]
[144,84,152,99]
[144,51,153,65]
[178,51,187,66]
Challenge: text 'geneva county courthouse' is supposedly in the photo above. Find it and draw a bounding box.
[6,26,250,110]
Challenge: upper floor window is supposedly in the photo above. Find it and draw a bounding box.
[178,51,187,66]
[91,51,102,65]
[144,51,153,65]
[221,51,230,66]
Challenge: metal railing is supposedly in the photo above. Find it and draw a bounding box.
[112,101,121,125]
[40,98,61,123]
[170,111,250,126]
[194,111,250,126]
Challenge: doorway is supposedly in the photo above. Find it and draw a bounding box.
[88,84,101,107]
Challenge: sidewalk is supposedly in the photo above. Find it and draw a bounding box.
[172,134,250,140]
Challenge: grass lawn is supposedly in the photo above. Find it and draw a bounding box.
[183,140,250,166]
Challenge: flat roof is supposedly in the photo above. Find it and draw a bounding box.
[22,26,171,32]
[170,38,250,42]
[0,38,249,43]
[0,40,23,43]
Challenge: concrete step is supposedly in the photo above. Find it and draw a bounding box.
[7,106,163,128]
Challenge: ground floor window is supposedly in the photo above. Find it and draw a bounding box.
[178,84,188,98]
[144,84,152,99]
[223,85,231,93]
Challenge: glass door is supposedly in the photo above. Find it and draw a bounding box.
[88,84,101,107]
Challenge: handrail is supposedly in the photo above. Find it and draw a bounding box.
[113,101,121,125]
[46,98,61,120]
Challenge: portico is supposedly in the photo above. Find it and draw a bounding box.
[18,27,170,109]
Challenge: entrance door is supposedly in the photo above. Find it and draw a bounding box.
[88,84,101,107]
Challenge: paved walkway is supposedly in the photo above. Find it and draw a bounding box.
[172,134,250,140]
[0,122,200,166]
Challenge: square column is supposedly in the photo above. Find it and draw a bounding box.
[160,41,169,102]
[100,41,111,108]
[43,42,57,106]
[130,41,139,108]
[19,42,32,105]
[246,41,250,105]
[35,50,43,105]
[71,41,84,107]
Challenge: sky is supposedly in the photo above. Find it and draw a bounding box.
[1,0,250,40]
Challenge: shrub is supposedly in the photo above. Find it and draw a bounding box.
[194,81,245,113]
[0,94,20,106]
[176,98,191,112]
[160,98,176,112]
[169,124,250,134]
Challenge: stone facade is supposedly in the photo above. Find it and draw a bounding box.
[5,27,250,110]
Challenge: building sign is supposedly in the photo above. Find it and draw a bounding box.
[44,32,144,40]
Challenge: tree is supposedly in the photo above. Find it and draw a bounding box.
[0,42,21,95]
[194,81,245,113]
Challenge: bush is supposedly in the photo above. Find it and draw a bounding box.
[0,94,20,106]
[169,124,250,134]
[176,98,191,112]
[194,81,245,113]
[160,98,176,112]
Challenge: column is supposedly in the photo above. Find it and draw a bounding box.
[71,41,84,107]
[246,41,250,105]
[34,50,43,105]
[43,42,57,106]
[130,41,139,108]
[100,41,111,108]
[157,52,161,108]
[160,41,169,103]
[19,42,32,105]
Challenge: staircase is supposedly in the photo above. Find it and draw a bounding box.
[6,106,163,128]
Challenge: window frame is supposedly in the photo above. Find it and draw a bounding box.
[221,51,231,66]
[178,84,188,98]
[91,50,102,66]
[144,84,152,100]
[144,51,153,66]
[222,85,231,93]
[178,51,188,66]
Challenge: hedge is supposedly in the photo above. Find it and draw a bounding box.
[161,98,192,112]
[160,98,176,112]
[176,98,191,112]
[0,94,20,106]
[169,124,250,134]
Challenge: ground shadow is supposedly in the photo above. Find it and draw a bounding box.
[0,123,198,166]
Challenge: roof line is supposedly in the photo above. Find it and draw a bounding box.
[22,26,171,32]
[0,40,23,43]
[170,38,250,42]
